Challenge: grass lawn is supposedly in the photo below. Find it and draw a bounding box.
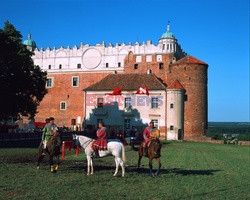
[0,141,249,200]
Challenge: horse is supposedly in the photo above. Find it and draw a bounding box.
[138,139,162,176]
[37,131,61,173]
[73,135,126,177]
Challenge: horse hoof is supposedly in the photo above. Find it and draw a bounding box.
[37,166,40,170]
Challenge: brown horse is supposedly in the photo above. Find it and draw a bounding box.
[138,139,162,176]
[37,131,61,173]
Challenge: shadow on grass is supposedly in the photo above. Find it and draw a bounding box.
[128,165,221,176]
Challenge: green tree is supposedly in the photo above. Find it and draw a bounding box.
[0,21,47,121]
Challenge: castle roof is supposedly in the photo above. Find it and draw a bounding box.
[167,80,185,90]
[84,73,166,91]
[173,56,207,65]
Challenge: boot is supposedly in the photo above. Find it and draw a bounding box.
[42,148,46,156]
[94,147,100,158]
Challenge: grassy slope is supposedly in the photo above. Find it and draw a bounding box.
[0,141,249,200]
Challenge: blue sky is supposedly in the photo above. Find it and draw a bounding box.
[0,0,249,122]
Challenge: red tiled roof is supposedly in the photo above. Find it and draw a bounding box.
[168,80,185,90]
[173,56,207,65]
[84,73,166,91]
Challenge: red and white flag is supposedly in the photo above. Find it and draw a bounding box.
[136,87,149,95]
[106,88,122,95]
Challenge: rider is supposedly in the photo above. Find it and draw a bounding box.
[41,117,58,155]
[142,121,160,156]
[92,122,108,157]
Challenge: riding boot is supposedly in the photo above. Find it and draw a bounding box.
[42,148,46,156]
[94,147,100,158]
[143,147,148,157]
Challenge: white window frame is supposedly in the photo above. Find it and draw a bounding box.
[60,101,67,110]
[151,97,159,108]
[125,97,132,108]
[46,77,53,88]
[151,119,159,129]
[72,76,79,87]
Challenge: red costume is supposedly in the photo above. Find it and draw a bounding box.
[93,127,108,150]
[143,127,158,147]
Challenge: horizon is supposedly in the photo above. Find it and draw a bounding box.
[0,0,249,122]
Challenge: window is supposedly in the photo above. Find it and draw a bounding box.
[151,97,159,108]
[151,119,159,129]
[170,125,174,130]
[124,119,130,130]
[136,56,142,63]
[46,78,52,88]
[106,63,109,68]
[118,62,121,67]
[146,55,152,62]
[72,77,79,87]
[170,103,174,108]
[48,65,51,69]
[60,101,66,110]
[125,97,132,108]
[163,44,165,50]
[71,119,76,125]
[59,64,62,69]
[159,63,164,70]
[77,63,81,69]
[97,98,104,107]
[134,64,138,70]
[167,44,169,50]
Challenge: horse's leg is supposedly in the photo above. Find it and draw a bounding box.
[90,157,94,175]
[155,157,162,176]
[117,157,125,177]
[49,154,54,173]
[86,155,91,175]
[37,148,44,169]
[113,157,119,177]
[55,155,60,171]
[149,157,153,177]
[137,145,143,172]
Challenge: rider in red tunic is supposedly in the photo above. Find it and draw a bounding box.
[93,122,108,157]
[142,121,160,156]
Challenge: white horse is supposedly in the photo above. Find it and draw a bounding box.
[73,135,126,177]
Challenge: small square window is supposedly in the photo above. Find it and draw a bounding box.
[159,63,164,70]
[60,101,66,110]
[170,103,174,108]
[170,125,174,130]
[77,64,81,68]
[72,77,79,87]
[151,119,159,129]
[134,64,138,70]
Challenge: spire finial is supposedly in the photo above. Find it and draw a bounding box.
[167,21,170,32]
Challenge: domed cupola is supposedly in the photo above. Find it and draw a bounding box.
[158,23,177,54]
[161,24,175,39]
[23,33,37,51]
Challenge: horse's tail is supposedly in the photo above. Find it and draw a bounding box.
[121,144,126,163]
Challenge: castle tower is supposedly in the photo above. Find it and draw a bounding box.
[167,80,185,140]
[168,56,208,140]
[158,23,176,54]
[23,33,37,51]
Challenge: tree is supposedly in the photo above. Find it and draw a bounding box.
[0,21,47,121]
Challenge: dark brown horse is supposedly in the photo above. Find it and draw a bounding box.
[138,139,162,176]
[37,131,61,173]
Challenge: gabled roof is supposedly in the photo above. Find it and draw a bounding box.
[167,80,185,90]
[84,73,166,91]
[173,56,207,65]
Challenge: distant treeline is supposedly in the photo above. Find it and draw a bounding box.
[207,122,250,141]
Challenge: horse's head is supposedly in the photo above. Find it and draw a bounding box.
[72,134,79,149]
[51,131,61,146]
[151,139,162,158]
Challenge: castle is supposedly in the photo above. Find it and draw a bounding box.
[23,24,208,140]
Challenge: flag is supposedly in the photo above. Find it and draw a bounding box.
[136,87,149,95]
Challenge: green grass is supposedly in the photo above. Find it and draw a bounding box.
[0,141,249,200]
